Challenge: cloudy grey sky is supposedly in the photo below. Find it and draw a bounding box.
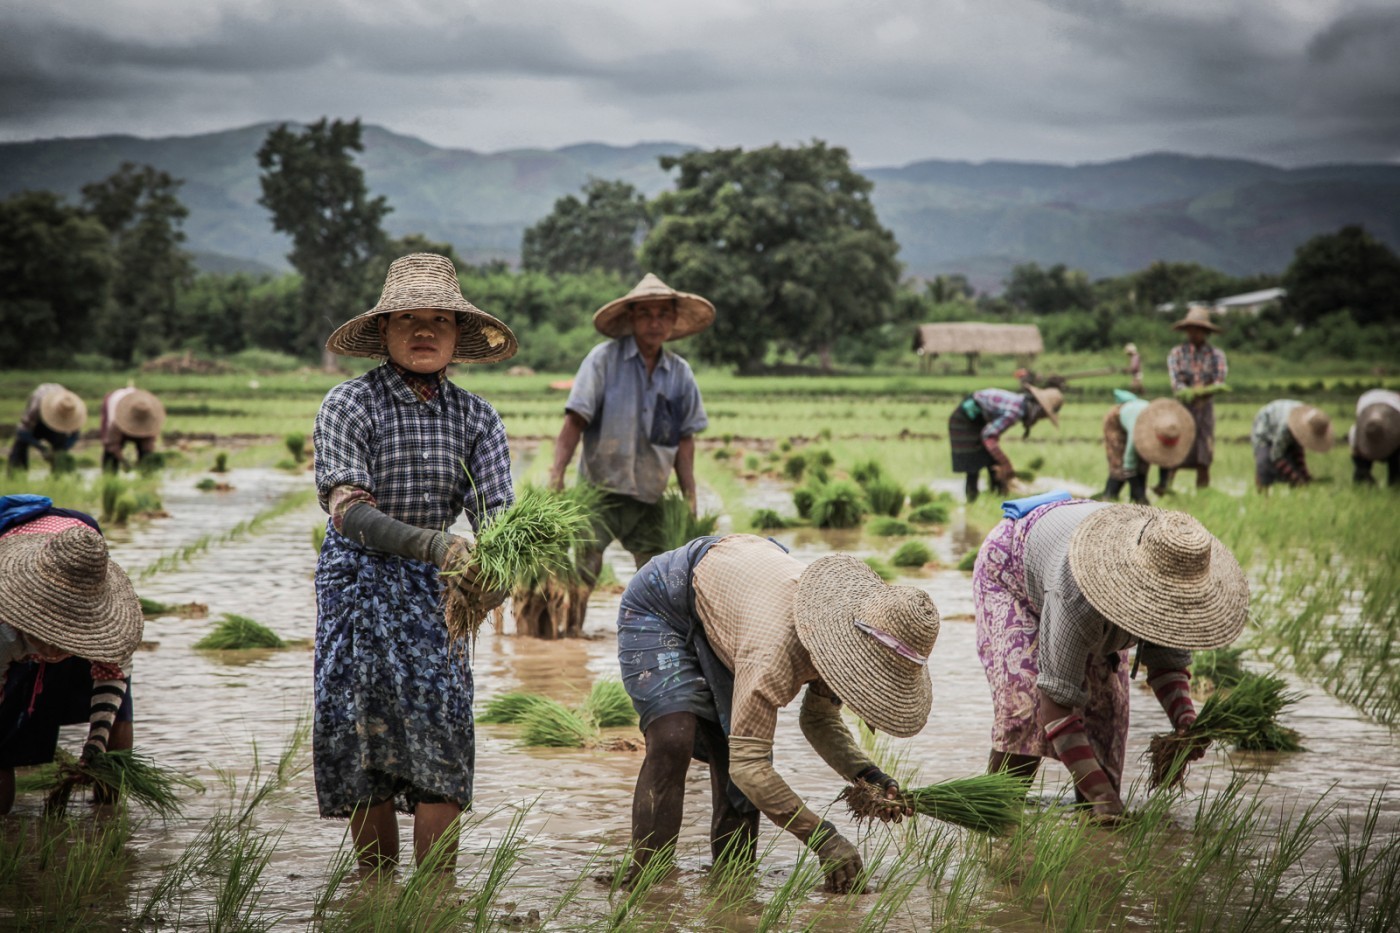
[1,0,1397,167]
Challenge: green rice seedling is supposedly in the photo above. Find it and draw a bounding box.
[40,748,203,819]
[1191,646,1248,692]
[582,679,637,729]
[744,454,760,471]
[851,458,886,485]
[643,489,720,553]
[195,614,285,650]
[284,432,306,462]
[869,516,913,537]
[808,463,831,484]
[1149,672,1303,788]
[864,557,897,581]
[212,451,229,472]
[140,596,170,616]
[596,560,623,592]
[135,452,165,475]
[196,477,218,491]
[811,480,867,528]
[863,477,905,516]
[712,447,734,460]
[477,692,552,724]
[907,487,934,508]
[892,541,934,568]
[1027,455,1045,471]
[792,486,818,519]
[749,508,789,530]
[957,549,979,572]
[49,451,77,475]
[520,698,596,748]
[783,453,808,480]
[841,771,1026,835]
[311,522,326,553]
[908,502,950,525]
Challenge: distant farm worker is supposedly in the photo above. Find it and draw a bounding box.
[99,386,165,473]
[975,492,1248,821]
[0,494,144,814]
[313,253,517,871]
[948,384,1063,502]
[1348,389,1400,487]
[7,384,86,473]
[1099,392,1195,504]
[1155,305,1227,494]
[547,274,712,630]
[1123,343,1143,394]
[616,534,939,893]
[1250,399,1334,491]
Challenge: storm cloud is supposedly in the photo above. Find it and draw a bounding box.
[0,0,1394,167]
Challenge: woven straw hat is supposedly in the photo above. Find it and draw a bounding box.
[1025,385,1063,428]
[1068,506,1249,650]
[0,527,143,665]
[40,386,87,434]
[1123,343,1138,355]
[113,389,165,439]
[794,555,939,738]
[325,253,518,364]
[1133,398,1196,468]
[1286,404,1335,453]
[1354,402,1400,461]
[593,273,715,340]
[1172,305,1222,333]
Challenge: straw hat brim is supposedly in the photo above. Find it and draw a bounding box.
[40,389,87,434]
[793,555,933,738]
[1067,506,1249,650]
[1025,384,1062,428]
[0,528,143,665]
[326,305,519,364]
[1355,403,1400,461]
[593,292,715,341]
[1287,405,1335,453]
[1133,398,1197,469]
[113,390,166,439]
[1172,309,1223,332]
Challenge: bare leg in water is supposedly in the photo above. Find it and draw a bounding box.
[622,711,697,885]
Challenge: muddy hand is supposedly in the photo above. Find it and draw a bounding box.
[857,765,912,822]
[807,821,865,894]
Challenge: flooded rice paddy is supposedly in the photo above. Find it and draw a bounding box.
[6,465,1398,930]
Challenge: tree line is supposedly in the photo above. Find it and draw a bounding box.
[2,118,1397,372]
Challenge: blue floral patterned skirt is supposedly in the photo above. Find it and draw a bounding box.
[313,525,475,817]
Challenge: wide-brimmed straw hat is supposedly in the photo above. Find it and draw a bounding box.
[40,386,87,434]
[794,555,939,738]
[113,389,165,439]
[325,253,518,364]
[592,273,715,341]
[1172,305,1222,333]
[1068,506,1249,650]
[1133,398,1196,468]
[1354,402,1400,461]
[1286,404,1335,453]
[0,527,143,665]
[1025,385,1064,428]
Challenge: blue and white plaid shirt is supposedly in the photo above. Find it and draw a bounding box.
[314,363,514,531]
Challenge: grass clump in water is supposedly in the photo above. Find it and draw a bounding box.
[891,541,934,568]
[863,477,905,517]
[864,557,897,581]
[479,692,553,724]
[908,502,950,525]
[1191,646,1248,692]
[869,516,913,537]
[792,486,819,519]
[1149,672,1303,788]
[749,508,790,530]
[810,480,867,528]
[957,549,979,572]
[521,699,597,748]
[195,614,286,650]
[481,680,637,746]
[39,748,203,818]
[580,679,637,729]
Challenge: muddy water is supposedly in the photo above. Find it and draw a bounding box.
[17,468,1399,930]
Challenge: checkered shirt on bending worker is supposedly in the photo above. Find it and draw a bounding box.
[314,363,514,530]
[972,388,1027,440]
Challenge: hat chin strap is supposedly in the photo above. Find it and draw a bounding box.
[853,619,927,665]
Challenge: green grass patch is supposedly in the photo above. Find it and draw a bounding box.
[195,614,286,650]
[891,541,935,568]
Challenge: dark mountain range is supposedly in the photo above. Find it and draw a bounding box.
[2,124,1396,287]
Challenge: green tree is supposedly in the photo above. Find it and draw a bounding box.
[641,141,901,372]
[521,178,650,278]
[1282,225,1400,326]
[0,191,112,368]
[81,162,195,364]
[1003,262,1093,314]
[257,118,391,364]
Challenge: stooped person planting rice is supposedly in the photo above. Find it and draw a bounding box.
[1098,392,1196,504]
[1251,399,1335,491]
[974,492,1249,822]
[0,494,144,814]
[312,253,517,871]
[614,534,941,893]
[947,384,1062,503]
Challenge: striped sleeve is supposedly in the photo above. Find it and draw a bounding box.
[83,661,129,758]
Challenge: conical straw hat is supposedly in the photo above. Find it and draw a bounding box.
[1133,398,1196,468]
[1172,305,1222,332]
[1068,506,1249,650]
[113,389,165,439]
[593,273,715,341]
[1025,385,1063,428]
[39,386,87,434]
[1354,402,1400,462]
[326,253,518,364]
[1286,404,1335,453]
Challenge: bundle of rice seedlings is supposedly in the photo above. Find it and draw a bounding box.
[1148,672,1303,789]
[956,549,979,572]
[521,699,597,748]
[891,541,934,568]
[195,478,219,491]
[444,485,595,642]
[645,490,720,554]
[1191,647,1247,692]
[138,598,207,618]
[851,459,886,486]
[792,487,819,520]
[907,487,935,508]
[783,454,808,480]
[869,517,913,537]
[864,557,897,582]
[478,692,553,724]
[194,614,285,650]
[811,481,867,529]
[582,679,638,729]
[285,432,307,463]
[1027,455,1045,471]
[311,523,327,553]
[908,503,950,525]
[839,771,1025,835]
[41,748,203,818]
[749,508,789,530]
[212,451,230,473]
[863,478,905,517]
[50,451,78,475]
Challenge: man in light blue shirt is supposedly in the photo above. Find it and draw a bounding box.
[549,274,714,627]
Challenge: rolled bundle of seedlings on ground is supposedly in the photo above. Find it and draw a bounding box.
[194,613,285,650]
[478,680,637,747]
[1148,672,1303,789]
[443,484,596,643]
[41,749,203,818]
[839,771,1026,836]
[580,679,637,729]
[521,699,597,748]
[811,480,868,529]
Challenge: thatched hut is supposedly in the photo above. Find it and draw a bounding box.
[912,323,1044,374]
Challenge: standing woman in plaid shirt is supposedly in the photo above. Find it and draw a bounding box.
[312,254,518,871]
[1157,305,1228,494]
